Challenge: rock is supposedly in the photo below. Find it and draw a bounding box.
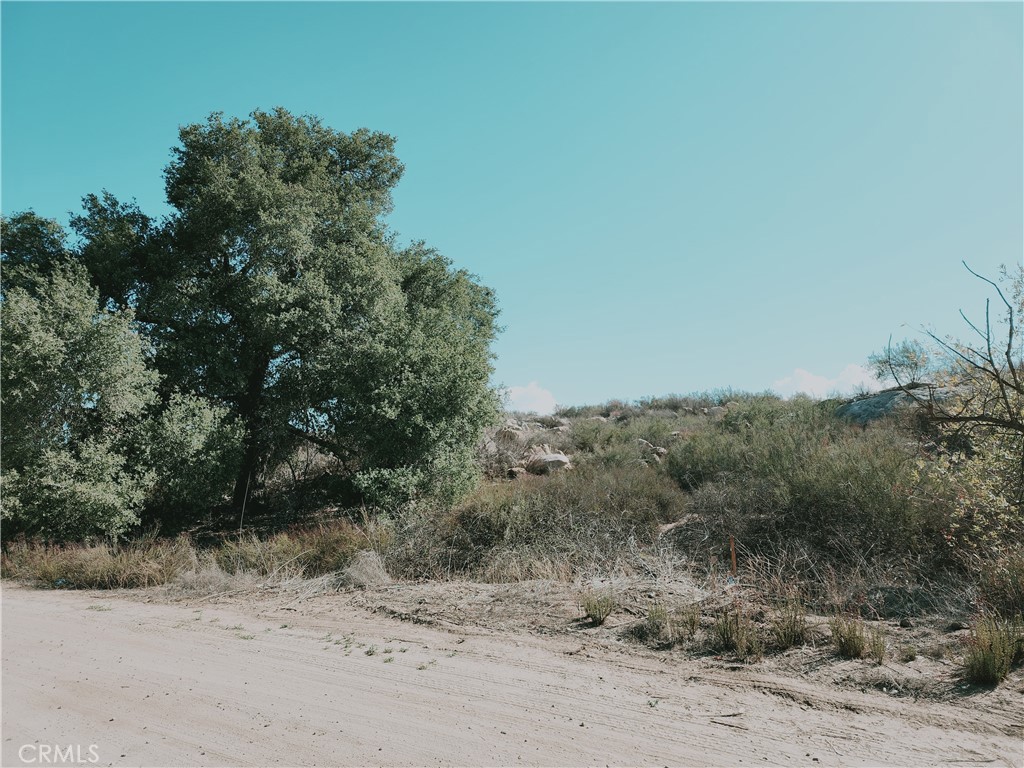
[835,384,955,426]
[507,466,529,480]
[587,416,608,422]
[524,444,572,475]
[495,427,523,442]
[899,617,914,629]
[706,406,728,419]
[548,425,571,433]
[654,447,668,457]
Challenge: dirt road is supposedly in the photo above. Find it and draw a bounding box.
[2,585,1020,767]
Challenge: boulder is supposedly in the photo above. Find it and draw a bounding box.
[495,427,523,442]
[637,438,668,463]
[524,444,572,475]
[834,384,953,426]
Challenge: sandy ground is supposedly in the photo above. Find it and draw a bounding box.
[2,583,1021,768]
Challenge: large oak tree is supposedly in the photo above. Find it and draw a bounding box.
[6,109,500,529]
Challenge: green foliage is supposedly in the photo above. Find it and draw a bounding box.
[143,392,244,521]
[3,109,499,536]
[73,109,500,510]
[885,265,1024,558]
[961,615,1024,686]
[666,399,943,560]
[1,262,158,539]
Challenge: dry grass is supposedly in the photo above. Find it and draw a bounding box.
[1,536,197,589]
[2,519,370,591]
[830,615,867,659]
[709,605,763,660]
[770,600,809,651]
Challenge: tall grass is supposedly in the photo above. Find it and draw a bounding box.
[2,520,368,589]
[385,463,686,581]
[1,536,198,589]
[962,616,1024,685]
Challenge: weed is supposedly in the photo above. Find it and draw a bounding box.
[962,615,1024,685]
[710,607,763,660]
[678,604,701,641]
[383,656,394,663]
[830,615,867,659]
[770,601,808,651]
[580,588,617,625]
[364,645,378,656]
[868,627,887,664]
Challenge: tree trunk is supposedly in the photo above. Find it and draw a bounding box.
[232,351,272,509]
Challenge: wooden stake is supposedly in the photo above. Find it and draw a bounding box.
[730,535,737,576]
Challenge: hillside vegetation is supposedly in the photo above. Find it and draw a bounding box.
[2,109,1021,686]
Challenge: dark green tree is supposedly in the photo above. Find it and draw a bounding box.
[0,254,158,539]
[76,108,500,509]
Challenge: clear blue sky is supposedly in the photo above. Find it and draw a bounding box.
[3,2,1021,410]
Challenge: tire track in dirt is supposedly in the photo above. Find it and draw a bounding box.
[2,586,1020,767]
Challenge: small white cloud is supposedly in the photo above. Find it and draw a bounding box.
[505,382,557,415]
[772,364,882,399]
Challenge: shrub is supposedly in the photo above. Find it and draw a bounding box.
[666,399,945,561]
[630,602,700,646]
[441,464,686,579]
[977,548,1024,617]
[962,616,1024,685]
[215,522,364,578]
[143,392,243,525]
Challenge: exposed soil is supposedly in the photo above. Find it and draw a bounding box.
[2,581,1021,767]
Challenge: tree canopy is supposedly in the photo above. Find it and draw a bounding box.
[2,108,500,538]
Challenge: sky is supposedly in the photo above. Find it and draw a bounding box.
[3,2,1022,413]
